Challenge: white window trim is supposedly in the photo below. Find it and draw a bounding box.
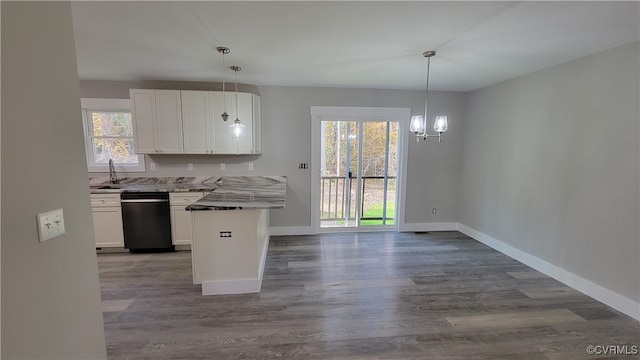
[81,98,146,173]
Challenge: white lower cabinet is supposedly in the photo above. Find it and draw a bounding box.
[169,192,205,246]
[91,194,124,248]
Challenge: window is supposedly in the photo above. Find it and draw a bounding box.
[81,98,145,172]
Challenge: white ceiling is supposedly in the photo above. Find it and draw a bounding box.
[71,1,639,92]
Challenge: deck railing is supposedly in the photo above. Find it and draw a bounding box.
[320,175,395,221]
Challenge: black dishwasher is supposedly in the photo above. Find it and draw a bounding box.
[120,192,173,252]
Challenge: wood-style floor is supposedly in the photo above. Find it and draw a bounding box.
[98,231,639,359]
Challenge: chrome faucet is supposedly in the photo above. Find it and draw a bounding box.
[108,159,119,184]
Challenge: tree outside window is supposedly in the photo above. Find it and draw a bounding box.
[88,111,138,164]
[81,98,145,173]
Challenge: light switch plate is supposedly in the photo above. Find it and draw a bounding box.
[188,163,193,171]
[220,163,226,171]
[248,162,254,171]
[36,208,65,242]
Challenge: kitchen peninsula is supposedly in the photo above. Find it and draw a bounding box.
[186,176,286,295]
[89,175,286,295]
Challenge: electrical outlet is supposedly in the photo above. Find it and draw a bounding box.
[188,163,193,171]
[36,208,65,242]
[248,162,254,171]
[220,231,232,238]
[220,163,226,171]
[150,162,156,171]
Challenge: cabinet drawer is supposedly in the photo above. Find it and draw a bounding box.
[169,192,204,206]
[90,194,121,207]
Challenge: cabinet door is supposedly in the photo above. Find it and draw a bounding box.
[181,91,210,154]
[210,91,254,154]
[252,94,262,154]
[155,90,184,153]
[92,207,124,248]
[170,206,193,245]
[235,92,254,154]
[130,89,157,153]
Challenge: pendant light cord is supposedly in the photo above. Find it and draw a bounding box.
[222,52,227,112]
[235,69,239,119]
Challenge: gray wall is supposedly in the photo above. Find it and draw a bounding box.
[80,81,466,228]
[459,41,640,302]
[2,2,107,358]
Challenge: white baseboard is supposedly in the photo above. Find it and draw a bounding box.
[269,226,315,236]
[399,222,459,232]
[201,279,261,295]
[457,223,640,321]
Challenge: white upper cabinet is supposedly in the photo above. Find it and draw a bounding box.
[132,89,260,155]
[252,94,262,154]
[181,90,212,154]
[130,90,157,153]
[209,91,256,154]
[130,89,184,154]
[155,90,184,153]
[180,90,261,155]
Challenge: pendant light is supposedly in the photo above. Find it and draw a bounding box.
[216,46,230,122]
[229,65,245,141]
[410,50,448,142]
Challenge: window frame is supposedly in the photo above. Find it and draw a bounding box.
[81,98,145,173]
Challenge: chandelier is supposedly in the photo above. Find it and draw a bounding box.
[409,50,448,142]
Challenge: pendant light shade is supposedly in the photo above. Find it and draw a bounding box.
[410,115,425,134]
[231,119,245,141]
[433,115,448,133]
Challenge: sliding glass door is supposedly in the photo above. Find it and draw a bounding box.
[319,119,398,229]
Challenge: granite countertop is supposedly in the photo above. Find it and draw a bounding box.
[89,176,217,193]
[89,176,286,210]
[187,176,286,210]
